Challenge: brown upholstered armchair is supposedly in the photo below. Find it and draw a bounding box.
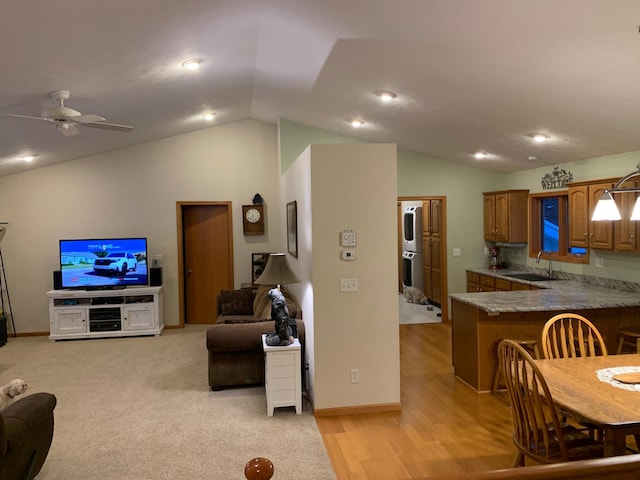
[0,392,57,480]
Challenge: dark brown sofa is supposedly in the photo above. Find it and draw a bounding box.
[206,285,304,390]
[0,392,57,480]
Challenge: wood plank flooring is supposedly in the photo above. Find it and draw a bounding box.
[316,323,516,479]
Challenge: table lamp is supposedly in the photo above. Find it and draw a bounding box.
[254,253,300,290]
[254,253,301,341]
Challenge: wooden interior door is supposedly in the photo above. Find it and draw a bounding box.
[177,202,234,325]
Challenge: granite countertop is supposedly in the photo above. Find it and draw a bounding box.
[451,267,640,313]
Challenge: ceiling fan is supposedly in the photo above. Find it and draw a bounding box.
[7,90,133,137]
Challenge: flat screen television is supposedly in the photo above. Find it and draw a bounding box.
[59,237,148,290]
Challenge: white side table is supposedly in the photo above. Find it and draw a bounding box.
[262,334,302,416]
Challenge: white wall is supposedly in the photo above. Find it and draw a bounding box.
[0,119,284,333]
[284,143,400,410]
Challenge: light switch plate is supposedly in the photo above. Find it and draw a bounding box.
[340,278,359,292]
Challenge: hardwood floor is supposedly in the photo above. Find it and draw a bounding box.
[316,323,516,479]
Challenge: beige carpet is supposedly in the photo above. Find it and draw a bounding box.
[0,325,335,479]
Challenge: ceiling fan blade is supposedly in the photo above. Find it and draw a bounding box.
[82,121,133,133]
[6,113,55,124]
[70,114,106,123]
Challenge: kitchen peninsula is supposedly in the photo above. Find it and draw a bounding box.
[450,268,640,392]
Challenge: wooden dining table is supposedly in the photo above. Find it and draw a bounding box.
[534,353,640,457]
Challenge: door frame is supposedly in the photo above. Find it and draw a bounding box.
[398,196,449,323]
[176,201,234,327]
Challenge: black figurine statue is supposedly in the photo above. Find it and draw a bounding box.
[265,287,293,346]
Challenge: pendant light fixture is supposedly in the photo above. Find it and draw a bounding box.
[591,163,640,221]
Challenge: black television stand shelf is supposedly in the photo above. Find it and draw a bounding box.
[46,286,164,341]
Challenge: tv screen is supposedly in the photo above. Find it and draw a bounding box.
[59,238,148,290]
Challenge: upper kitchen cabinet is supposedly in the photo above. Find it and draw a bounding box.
[614,181,640,252]
[483,190,529,243]
[567,180,615,250]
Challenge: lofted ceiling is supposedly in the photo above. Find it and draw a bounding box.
[2,0,640,177]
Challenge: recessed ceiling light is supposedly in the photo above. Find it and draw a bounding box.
[350,119,365,128]
[474,151,489,159]
[532,133,550,143]
[201,112,216,121]
[19,155,34,162]
[528,156,538,161]
[182,58,203,71]
[375,90,397,102]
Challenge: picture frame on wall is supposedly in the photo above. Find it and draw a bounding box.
[287,201,298,258]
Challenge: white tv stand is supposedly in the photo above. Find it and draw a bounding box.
[47,286,164,341]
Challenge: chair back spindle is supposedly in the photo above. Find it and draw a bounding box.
[542,313,607,359]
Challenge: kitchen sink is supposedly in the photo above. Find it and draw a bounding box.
[504,273,557,282]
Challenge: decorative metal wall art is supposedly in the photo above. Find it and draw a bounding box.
[541,167,573,189]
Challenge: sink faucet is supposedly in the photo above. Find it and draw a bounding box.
[536,251,553,279]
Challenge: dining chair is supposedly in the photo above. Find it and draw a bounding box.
[498,339,604,467]
[541,313,607,359]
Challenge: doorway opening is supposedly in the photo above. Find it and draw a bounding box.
[397,196,448,323]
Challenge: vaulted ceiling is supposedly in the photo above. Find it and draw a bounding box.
[2,0,640,177]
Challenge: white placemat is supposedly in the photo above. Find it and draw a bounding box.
[597,366,640,391]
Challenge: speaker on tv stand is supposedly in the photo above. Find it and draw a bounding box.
[150,267,163,287]
[53,270,62,290]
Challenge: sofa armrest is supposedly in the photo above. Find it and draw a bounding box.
[206,319,306,352]
[0,392,57,480]
[207,321,273,352]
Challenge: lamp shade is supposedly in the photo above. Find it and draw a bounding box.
[591,192,622,221]
[254,253,301,286]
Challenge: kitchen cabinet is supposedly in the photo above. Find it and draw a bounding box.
[614,181,640,252]
[466,271,540,292]
[466,271,480,292]
[568,180,615,250]
[483,190,529,243]
[422,198,443,305]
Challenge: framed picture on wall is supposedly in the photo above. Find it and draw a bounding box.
[287,201,298,258]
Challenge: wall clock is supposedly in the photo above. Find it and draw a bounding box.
[242,204,265,235]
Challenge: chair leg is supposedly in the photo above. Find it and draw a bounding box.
[512,452,525,468]
[617,335,625,355]
[492,363,501,393]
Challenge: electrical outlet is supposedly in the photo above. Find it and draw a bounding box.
[350,368,360,383]
[595,257,604,268]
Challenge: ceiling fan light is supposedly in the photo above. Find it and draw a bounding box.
[350,119,364,128]
[630,197,640,221]
[375,90,397,102]
[591,192,622,221]
[202,112,216,121]
[532,133,550,143]
[182,58,203,70]
[474,151,488,159]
